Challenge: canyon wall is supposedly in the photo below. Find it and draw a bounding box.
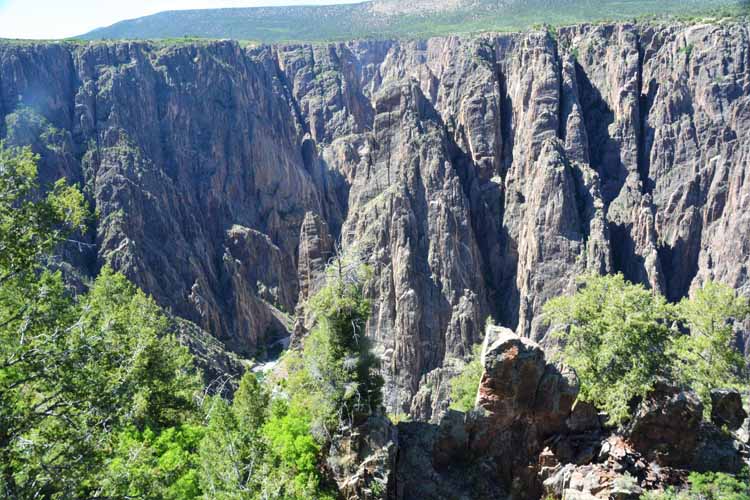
[1,21,748,416]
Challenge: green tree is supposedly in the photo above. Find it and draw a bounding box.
[672,281,749,410]
[262,399,324,498]
[101,424,204,500]
[449,343,483,412]
[0,143,201,497]
[543,274,674,425]
[305,262,383,426]
[0,142,87,275]
[250,257,380,499]
[0,142,89,496]
[199,373,270,500]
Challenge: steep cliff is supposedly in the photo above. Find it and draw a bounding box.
[1,20,749,417]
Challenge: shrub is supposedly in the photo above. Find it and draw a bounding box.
[642,470,750,500]
[544,274,749,425]
[102,425,204,499]
[449,343,484,412]
[671,281,749,411]
[543,274,674,425]
[306,262,383,424]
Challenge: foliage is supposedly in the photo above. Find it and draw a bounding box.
[263,256,380,497]
[671,281,749,410]
[0,142,86,274]
[642,470,750,500]
[449,343,484,412]
[387,412,412,424]
[79,267,201,430]
[543,274,674,425]
[679,43,695,59]
[292,260,382,429]
[199,373,271,499]
[0,143,201,498]
[100,425,204,500]
[687,470,750,500]
[199,365,334,499]
[544,274,749,425]
[193,255,380,499]
[263,399,325,497]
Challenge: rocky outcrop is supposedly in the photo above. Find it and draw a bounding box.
[408,358,464,423]
[626,382,704,467]
[476,325,578,435]
[172,317,250,397]
[335,328,749,500]
[2,20,750,417]
[391,329,581,499]
[296,211,335,303]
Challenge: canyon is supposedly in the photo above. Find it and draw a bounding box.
[1,20,749,421]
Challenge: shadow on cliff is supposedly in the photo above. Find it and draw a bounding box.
[575,62,625,205]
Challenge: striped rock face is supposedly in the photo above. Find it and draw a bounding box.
[1,22,749,419]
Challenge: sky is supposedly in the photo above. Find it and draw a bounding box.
[0,0,362,39]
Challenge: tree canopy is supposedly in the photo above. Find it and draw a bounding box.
[0,143,201,498]
[544,273,749,425]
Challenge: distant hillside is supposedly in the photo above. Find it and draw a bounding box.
[78,0,746,42]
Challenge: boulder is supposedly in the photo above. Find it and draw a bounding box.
[476,326,578,434]
[476,327,548,425]
[627,382,703,467]
[710,389,747,431]
[567,400,602,433]
[690,423,747,474]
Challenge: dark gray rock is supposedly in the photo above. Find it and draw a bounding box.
[328,414,398,500]
[710,389,748,431]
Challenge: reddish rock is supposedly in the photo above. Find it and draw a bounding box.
[477,326,578,436]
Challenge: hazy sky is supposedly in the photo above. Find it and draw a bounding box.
[0,0,362,39]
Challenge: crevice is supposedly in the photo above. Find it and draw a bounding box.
[552,28,566,143]
[270,46,310,138]
[636,32,656,195]
[575,62,619,205]
[496,61,514,176]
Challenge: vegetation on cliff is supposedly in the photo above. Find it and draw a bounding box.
[196,260,383,499]
[643,470,750,499]
[449,343,484,412]
[0,143,202,497]
[0,142,383,498]
[544,273,749,425]
[1,140,748,498]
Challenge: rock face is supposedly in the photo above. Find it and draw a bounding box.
[327,415,397,500]
[626,382,704,467]
[710,389,748,431]
[2,20,750,416]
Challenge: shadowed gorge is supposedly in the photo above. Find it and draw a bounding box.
[2,21,750,424]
